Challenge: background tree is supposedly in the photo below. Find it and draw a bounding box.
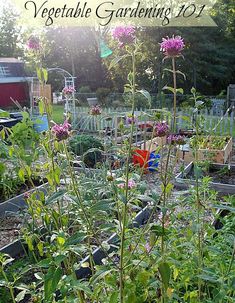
[0,6,22,58]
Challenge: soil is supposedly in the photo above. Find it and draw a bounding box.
[0,216,23,249]
[207,168,235,184]
[189,166,235,185]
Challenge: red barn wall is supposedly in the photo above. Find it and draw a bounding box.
[0,82,29,108]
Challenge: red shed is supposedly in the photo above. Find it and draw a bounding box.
[0,58,29,108]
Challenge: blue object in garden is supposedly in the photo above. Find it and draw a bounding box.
[100,40,113,58]
[32,114,49,133]
[148,152,160,172]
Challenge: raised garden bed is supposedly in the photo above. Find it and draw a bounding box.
[0,204,152,268]
[175,162,235,194]
[178,136,232,164]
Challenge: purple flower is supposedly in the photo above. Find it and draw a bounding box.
[24,192,31,200]
[90,105,101,116]
[160,35,185,58]
[112,26,136,47]
[62,86,76,96]
[167,134,185,145]
[145,243,151,253]
[52,120,71,141]
[126,114,137,125]
[27,36,41,51]
[155,121,170,137]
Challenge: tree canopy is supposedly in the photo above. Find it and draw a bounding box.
[0,0,234,96]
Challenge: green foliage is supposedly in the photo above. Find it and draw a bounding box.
[8,112,39,149]
[190,135,230,150]
[69,134,104,168]
[79,86,92,94]
[0,5,22,58]
[96,87,111,106]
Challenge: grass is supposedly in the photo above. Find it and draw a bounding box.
[52,104,64,124]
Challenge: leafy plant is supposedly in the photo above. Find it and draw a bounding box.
[96,87,111,106]
[69,134,104,168]
[190,135,229,150]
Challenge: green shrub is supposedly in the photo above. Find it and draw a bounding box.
[96,87,111,106]
[69,134,104,168]
[78,86,92,94]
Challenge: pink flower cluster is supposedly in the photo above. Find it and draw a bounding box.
[112,26,136,47]
[51,120,71,141]
[167,134,185,145]
[155,121,170,137]
[160,35,185,58]
[118,179,136,190]
[27,36,41,51]
[62,86,76,95]
[90,105,101,116]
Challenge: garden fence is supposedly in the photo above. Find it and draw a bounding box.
[74,105,235,144]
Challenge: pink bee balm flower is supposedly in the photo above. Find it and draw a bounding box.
[167,134,185,145]
[51,120,71,141]
[118,179,136,189]
[155,121,170,137]
[160,35,185,58]
[27,36,41,51]
[90,105,101,116]
[112,26,136,47]
[62,86,76,96]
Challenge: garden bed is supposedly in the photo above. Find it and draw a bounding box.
[178,136,233,164]
[0,183,48,217]
[175,162,235,194]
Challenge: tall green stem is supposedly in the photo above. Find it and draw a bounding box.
[1,269,16,303]
[119,50,136,303]
[172,58,177,133]
[194,102,202,300]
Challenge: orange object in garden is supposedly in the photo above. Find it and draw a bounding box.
[132,149,150,168]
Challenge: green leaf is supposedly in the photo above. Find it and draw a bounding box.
[159,262,171,290]
[138,89,151,107]
[195,101,204,108]
[176,88,184,94]
[42,68,48,83]
[176,70,186,80]
[0,109,10,118]
[128,72,134,85]
[18,168,25,182]
[38,99,45,115]
[15,290,27,302]
[90,200,114,212]
[57,236,65,246]
[44,267,62,301]
[65,232,86,246]
[109,292,118,303]
[151,225,166,236]
[36,67,42,82]
[163,68,173,74]
[0,129,5,140]
[214,205,235,213]
[109,54,129,70]
[163,86,184,94]
[46,190,67,205]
